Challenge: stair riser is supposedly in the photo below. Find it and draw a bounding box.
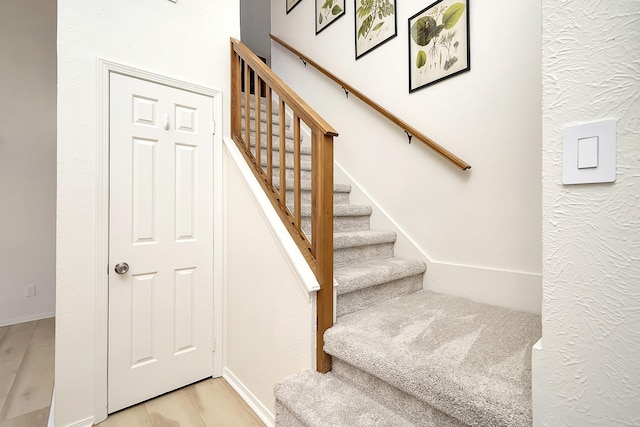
[334,243,395,268]
[252,149,312,169]
[336,274,424,317]
[272,167,313,183]
[284,190,350,206]
[243,119,295,139]
[302,214,370,235]
[259,155,312,171]
[330,358,465,427]
[275,402,306,427]
[278,194,352,209]
[241,109,289,127]
[250,135,311,153]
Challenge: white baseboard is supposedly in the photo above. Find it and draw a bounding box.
[62,416,94,427]
[223,368,275,427]
[47,386,94,427]
[334,162,542,314]
[0,312,55,327]
[426,262,541,314]
[47,387,54,427]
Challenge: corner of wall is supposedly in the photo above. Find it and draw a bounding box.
[335,162,542,314]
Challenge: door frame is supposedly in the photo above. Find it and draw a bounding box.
[95,59,224,423]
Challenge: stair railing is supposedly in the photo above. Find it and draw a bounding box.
[270,34,471,171]
[230,38,337,373]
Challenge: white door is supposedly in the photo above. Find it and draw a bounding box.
[108,72,214,413]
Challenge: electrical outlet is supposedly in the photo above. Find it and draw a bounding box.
[25,285,36,298]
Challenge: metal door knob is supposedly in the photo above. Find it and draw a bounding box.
[114,262,129,275]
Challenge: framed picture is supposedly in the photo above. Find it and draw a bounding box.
[354,0,397,59]
[287,0,303,14]
[408,0,470,92]
[316,0,346,34]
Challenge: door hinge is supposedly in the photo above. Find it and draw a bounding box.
[212,337,216,352]
[211,120,216,135]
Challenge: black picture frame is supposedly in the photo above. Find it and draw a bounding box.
[408,0,470,92]
[287,0,303,14]
[316,0,346,34]
[354,0,397,59]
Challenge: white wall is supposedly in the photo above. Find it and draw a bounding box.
[56,1,239,425]
[223,141,316,425]
[0,0,56,326]
[240,0,271,64]
[270,0,542,311]
[533,1,640,425]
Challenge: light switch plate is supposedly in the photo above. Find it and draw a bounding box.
[563,119,616,184]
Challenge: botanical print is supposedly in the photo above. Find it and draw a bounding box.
[287,0,303,14]
[354,0,397,59]
[317,0,345,34]
[409,0,470,92]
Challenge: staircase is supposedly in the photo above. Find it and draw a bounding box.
[243,98,541,427]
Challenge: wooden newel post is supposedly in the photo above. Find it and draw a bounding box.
[312,131,334,373]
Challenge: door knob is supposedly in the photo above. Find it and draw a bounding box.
[114,262,129,275]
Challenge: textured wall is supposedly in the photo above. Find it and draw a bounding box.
[535,0,640,425]
[56,1,239,425]
[0,0,56,325]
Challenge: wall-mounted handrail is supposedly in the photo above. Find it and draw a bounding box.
[270,34,471,171]
[230,38,336,373]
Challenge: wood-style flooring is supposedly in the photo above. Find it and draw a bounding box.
[98,378,265,427]
[1,318,263,427]
[0,318,55,427]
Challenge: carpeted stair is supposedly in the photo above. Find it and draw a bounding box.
[242,96,541,426]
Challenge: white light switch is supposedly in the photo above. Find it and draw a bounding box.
[578,136,598,169]
[563,119,616,184]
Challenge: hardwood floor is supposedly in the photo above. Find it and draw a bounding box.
[98,378,265,427]
[0,318,263,427]
[0,318,55,427]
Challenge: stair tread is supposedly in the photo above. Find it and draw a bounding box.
[275,371,414,427]
[301,204,372,217]
[273,177,351,192]
[333,230,397,249]
[265,159,313,171]
[335,257,426,295]
[324,290,541,427]
[250,137,313,155]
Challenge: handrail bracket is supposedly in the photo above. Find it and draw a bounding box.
[270,33,471,171]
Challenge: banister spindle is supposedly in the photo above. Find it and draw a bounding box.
[278,99,287,208]
[267,88,273,185]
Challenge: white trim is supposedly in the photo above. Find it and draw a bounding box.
[61,416,94,427]
[47,387,54,427]
[95,59,224,422]
[0,312,55,327]
[334,161,542,314]
[223,367,275,427]
[223,137,320,296]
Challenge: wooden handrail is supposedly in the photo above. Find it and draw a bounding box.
[233,39,338,138]
[270,34,471,171]
[230,38,336,373]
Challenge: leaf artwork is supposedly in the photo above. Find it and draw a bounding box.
[410,2,465,70]
[317,0,345,33]
[409,0,469,91]
[416,50,427,68]
[356,0,394,41]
